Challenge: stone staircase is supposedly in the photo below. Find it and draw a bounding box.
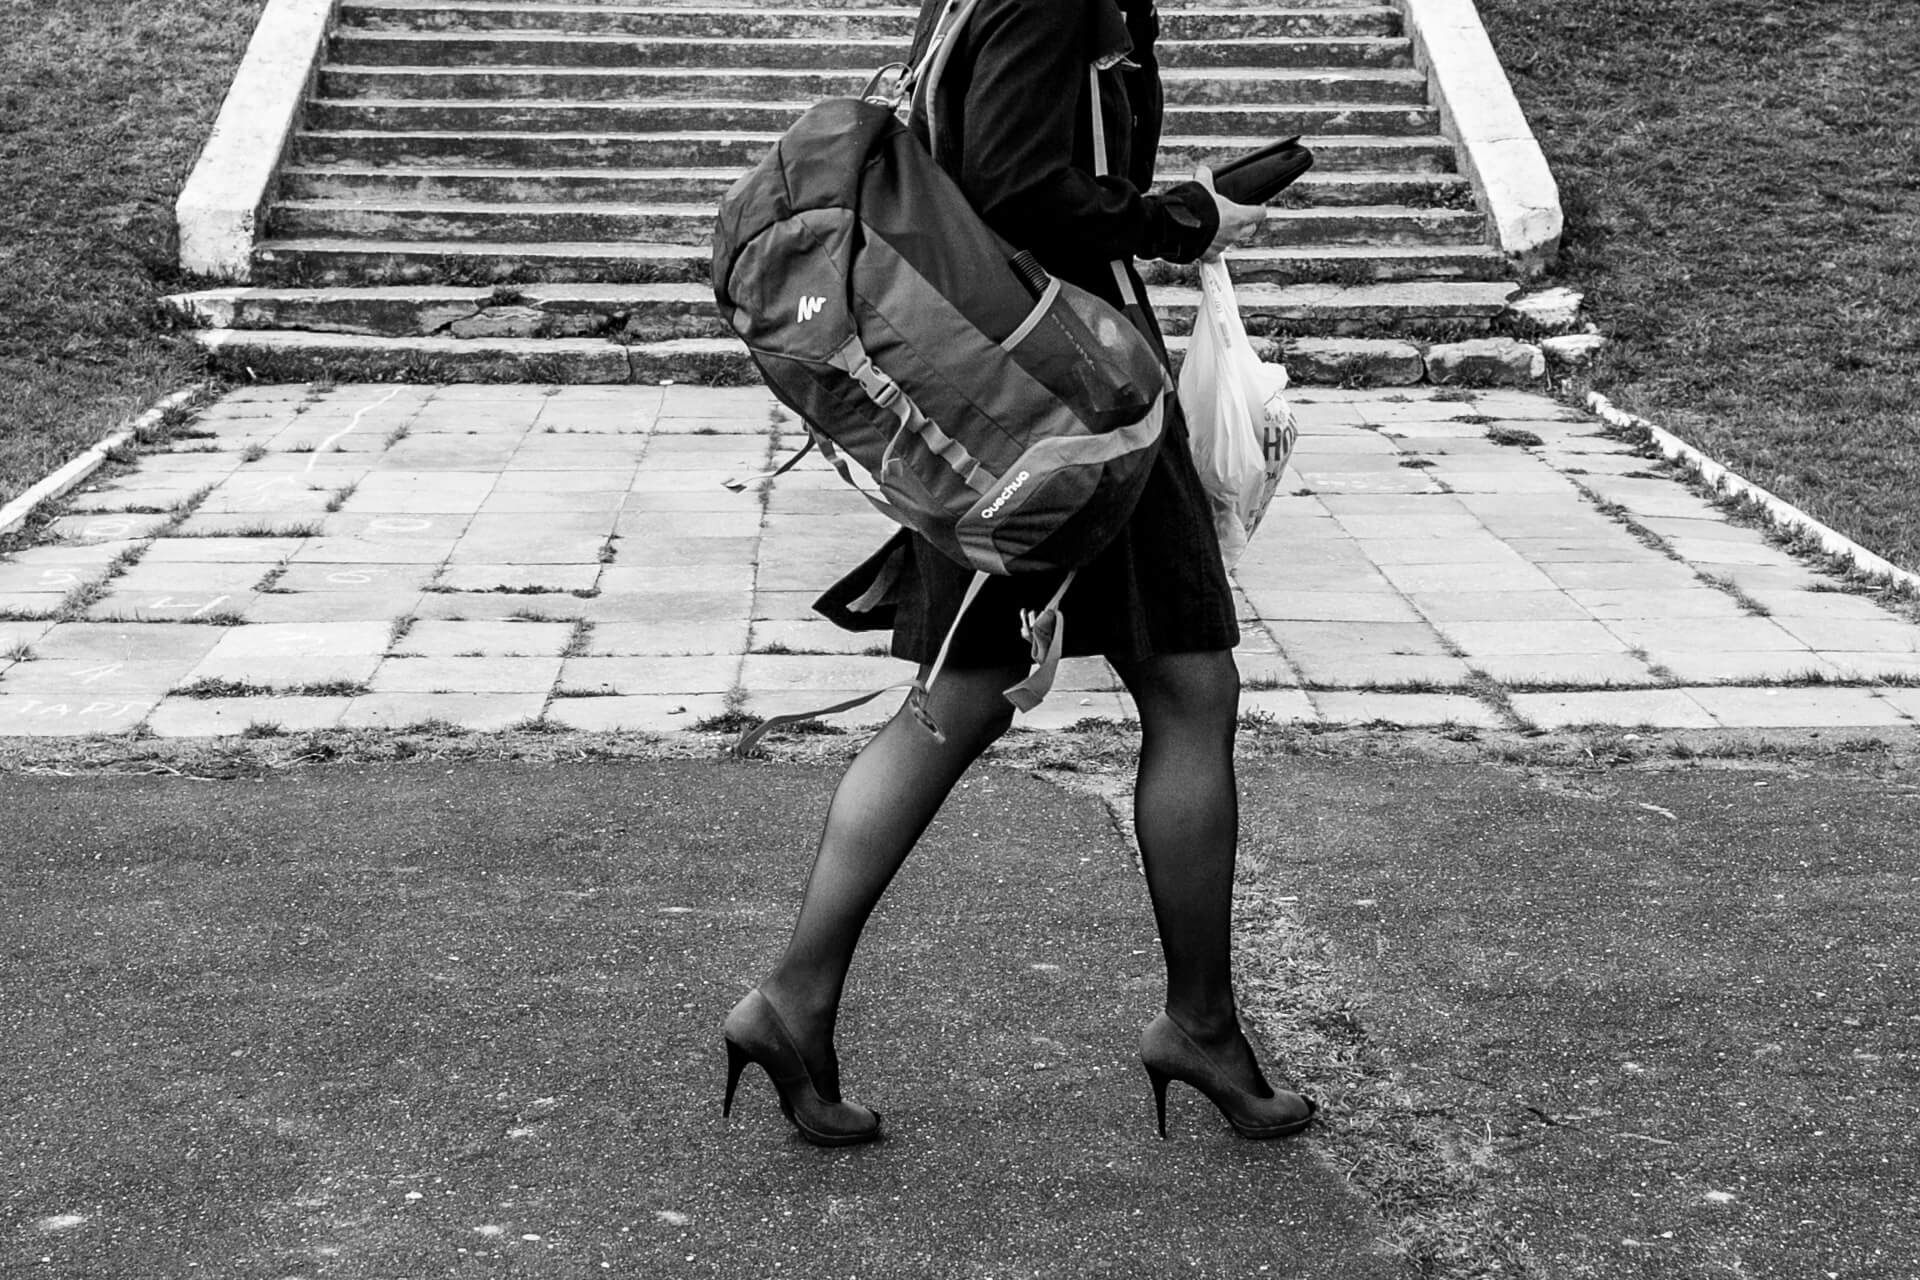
[168,0,1531,385]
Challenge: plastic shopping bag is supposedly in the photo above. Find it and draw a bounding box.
[1178,253,1297,569]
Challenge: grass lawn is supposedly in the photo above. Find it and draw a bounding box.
[1481,0,1920,572]
[0,0,264,508]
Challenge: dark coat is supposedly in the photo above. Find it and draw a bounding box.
[906,0,1219,300]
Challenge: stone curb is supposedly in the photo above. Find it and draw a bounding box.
[0,389,204,539]
[1395,0,1562,277]
[176,0,339,279]
[1587,391,1920,593]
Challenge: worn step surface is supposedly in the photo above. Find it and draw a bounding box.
[305,98,1442,137]
[336,3,1405,40]
[270,199,1485,250]
[167,280,1517,343]
[328,32,1414,70]
[251,238,1507,288]
[291,129,1457,172]
[280,164,1473,208]
[316,64,1434,105]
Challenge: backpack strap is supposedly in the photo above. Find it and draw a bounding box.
[722,435,815,493]
[731,569,990,755]
[1002,570,1075,711]
[825,338,993,494]
[1086,64,1144,310]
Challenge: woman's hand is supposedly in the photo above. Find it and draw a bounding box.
[1195,165,1267,261]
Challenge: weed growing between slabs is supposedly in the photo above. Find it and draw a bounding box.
[1480,0,1920,572]
[0,0,267,504]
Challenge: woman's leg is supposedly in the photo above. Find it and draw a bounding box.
[1111,649,1265,1086]
[755,660,1026,1098]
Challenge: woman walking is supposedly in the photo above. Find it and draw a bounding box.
[721,0,1313,1146]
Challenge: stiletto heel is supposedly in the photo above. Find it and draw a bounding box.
[1139,1013,1316,1140]
[1145,1064,1172,1140]
[722,1040,750,1118]
[720,988,883,1147]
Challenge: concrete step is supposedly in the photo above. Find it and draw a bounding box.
[167,280,1517,343]
[189,327,751,384]
[291,130,1455,172]
[250,237,1508,287]
[327,30,1414,70]
[280,163,1473,208]
[305,98,1441,137]
[269,199,1486,249]
[315,64,1433,106]
[188,326,1527,388]
[336,2,1401,40]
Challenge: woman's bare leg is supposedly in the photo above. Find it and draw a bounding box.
[1112,649,1265,1084]
[755,661,1026,1097]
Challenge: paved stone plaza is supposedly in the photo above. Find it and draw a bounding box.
[2,382,1917,738]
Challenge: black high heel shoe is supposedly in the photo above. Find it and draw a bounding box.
[721,988,883,1147]
[1139,1012,1317,1140]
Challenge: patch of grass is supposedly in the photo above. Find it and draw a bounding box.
[0,3,265,506]
[692,708,761,734]
[561,618,594,658]
[1479,0,1920,574]
[173,677,369,699]
[1485,426,1543,448]
[178,521,320,539]
[1694,571,1773,617]
[2,641,36,662]
[172,677,270,699]
[324,482,357,513]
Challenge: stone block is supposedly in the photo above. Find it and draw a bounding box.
[1503,287,1584,332]
[1542,333,1608,367]
[1425,338,1546,387]
[1284,338,1424,386]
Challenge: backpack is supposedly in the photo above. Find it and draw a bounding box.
[711,0,1167,747]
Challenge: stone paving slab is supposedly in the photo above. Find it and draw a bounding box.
[4,383,1920,738]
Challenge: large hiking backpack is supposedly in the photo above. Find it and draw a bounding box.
[711,0,1167,743]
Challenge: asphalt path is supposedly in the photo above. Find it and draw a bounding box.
[5,753,1916,1278]
[1239,756,1920,1279]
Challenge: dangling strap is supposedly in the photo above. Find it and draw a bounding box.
[1002,571,1075,712]
[916,569,990,718]
[732,684,921,756]
[722,435,815,493]
[1086,65,1143,311]
[730,571,992,756]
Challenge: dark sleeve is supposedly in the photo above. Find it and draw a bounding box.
[955,0,1218,265]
